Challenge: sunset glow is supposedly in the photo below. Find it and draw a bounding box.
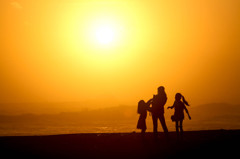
[1,2,240,158]
[94,24,116,45]
[0,0,239,110]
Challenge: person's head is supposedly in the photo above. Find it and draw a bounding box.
[158,86,165,94]
[175,93,182,101]
[138,100,145,106]
[138,100,146,114]
[175,93,190,106]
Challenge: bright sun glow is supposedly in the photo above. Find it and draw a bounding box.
[95,25,115,45]
[87,18,123,48]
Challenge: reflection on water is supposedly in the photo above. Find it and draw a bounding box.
[0,121,137,136]
[0,119,239,136]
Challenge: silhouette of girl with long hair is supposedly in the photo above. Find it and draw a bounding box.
[168,93,191,138]
[137,99,152,134]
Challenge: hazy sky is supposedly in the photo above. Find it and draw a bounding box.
[1,0,240,108]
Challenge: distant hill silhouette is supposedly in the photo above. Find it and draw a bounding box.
[0,102,94,115]
[190,103,240,121]
[0,103,240,123]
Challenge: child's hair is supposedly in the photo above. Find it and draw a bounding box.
[176,93,190,106]
[181,95,189,106]
[137,100,145,114]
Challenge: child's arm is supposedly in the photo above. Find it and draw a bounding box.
[146,98,153,105]
[167,106,174,109]
[184,106,191,120]
[167,101,176,109]
[146,99,153,112]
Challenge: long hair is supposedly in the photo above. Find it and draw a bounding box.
[137,100,145,114]
[181,94,190,106]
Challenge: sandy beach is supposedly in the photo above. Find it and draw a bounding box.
[0,130,239,159]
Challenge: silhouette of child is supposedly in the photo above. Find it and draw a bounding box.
[137,99,152,134]
[168,93,191,138]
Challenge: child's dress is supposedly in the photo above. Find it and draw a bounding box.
[171,101,186,121]
[137,107,147,130]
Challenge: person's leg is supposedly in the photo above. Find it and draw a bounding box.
[175,121,179,139]
[152,115,158,134]
[175,121,179,133]
[159,114,169,135]
[179,120,183,138]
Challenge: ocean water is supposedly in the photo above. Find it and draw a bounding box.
[0,121,137,136]
[0,118,238,136]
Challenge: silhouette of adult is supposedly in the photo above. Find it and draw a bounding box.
[151,86,169,137]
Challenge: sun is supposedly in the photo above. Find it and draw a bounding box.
[95,25,115,45]
[87,18,121,48]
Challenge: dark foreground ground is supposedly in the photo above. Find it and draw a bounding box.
[0,130,239,159]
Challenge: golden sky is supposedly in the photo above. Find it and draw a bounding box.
[1,0,240,108]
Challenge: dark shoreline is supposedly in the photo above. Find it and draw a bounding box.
[1,130,239,159]
[0,129,239,137]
